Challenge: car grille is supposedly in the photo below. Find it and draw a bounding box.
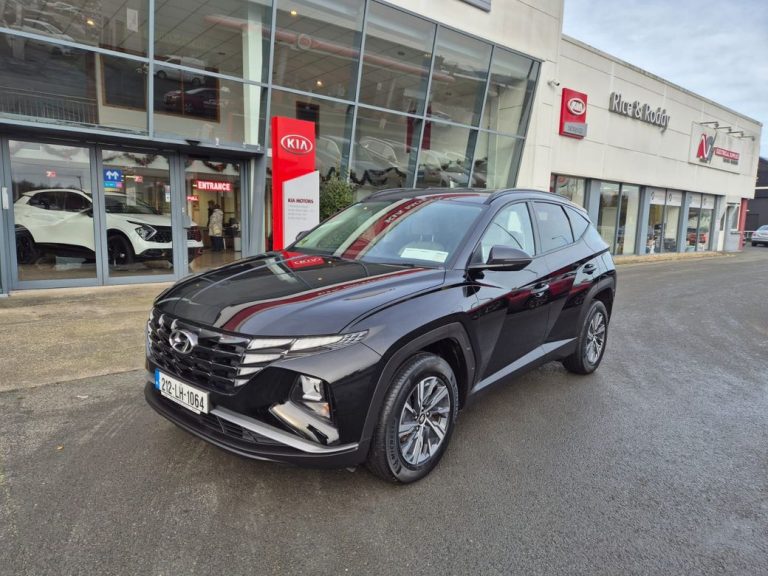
[150,226,173,243]
[148,312,251,392]
[187,226,202,241]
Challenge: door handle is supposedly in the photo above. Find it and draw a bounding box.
[531,283,549,296]
[583,263,597,274]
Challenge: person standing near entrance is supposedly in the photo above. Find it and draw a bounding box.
[209,204,224,252]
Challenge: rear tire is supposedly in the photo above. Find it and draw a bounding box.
[16,229,39,265]
[563,300,609,375]
[367,352,458,484]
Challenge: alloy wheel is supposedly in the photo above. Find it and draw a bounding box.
[398,375,451,466]
[585,311,606,365]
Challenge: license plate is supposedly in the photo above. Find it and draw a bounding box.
[155,369,209,414]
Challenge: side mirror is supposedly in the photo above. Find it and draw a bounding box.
[472,245,532,272]
[295,230,309,242]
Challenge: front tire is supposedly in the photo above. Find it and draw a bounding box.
[563,300,609,375]
[107,233,135,266]
[367,353,459,484]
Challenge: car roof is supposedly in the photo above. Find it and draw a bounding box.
[364,187,587,211]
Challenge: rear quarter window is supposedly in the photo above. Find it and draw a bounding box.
[565,206,590,239]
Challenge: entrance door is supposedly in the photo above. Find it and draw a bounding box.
[5,140,99,288]
[99,149,180,283]
[182,157,245,274]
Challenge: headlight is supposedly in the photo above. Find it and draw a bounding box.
[235,331,367,387]
[246,331,367,352]
[131,222,156,241]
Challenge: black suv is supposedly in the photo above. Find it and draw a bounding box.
[145,189,616,483]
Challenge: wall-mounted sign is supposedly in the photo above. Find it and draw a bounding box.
[104,168,123,183]
[45,170,56,178]
[688,122,742,173]
[271,116,319,250]
[194,179,233,192]
[559,88,588,138]
[187,195,199,202]
[609,92,670,131]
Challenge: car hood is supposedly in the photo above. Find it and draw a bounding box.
[154,251,445,336]
[107,212,193,227]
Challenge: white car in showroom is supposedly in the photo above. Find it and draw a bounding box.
[14,188,203,266]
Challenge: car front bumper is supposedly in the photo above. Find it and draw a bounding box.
[144,376,367,468]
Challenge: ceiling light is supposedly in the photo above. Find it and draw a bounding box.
[315,79,323,87]
[290,9,298,16]
[86,18,96,26]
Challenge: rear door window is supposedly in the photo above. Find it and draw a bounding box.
[533,202,574,252]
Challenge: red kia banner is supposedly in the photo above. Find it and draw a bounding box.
[271,116,317,250]
[559,88,588,139]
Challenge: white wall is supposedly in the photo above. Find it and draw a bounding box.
[547,36,762,203]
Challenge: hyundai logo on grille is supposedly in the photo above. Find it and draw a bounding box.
[169,329,197,354]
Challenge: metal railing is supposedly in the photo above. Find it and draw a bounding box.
[0,87,97,125]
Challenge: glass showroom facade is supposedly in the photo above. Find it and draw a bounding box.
[550,174,721,255]
[0,0,539,292]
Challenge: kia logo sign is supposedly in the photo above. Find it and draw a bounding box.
[280,134,313,155]
[567,97,586,116]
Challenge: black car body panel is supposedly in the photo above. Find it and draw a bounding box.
[145,188,616,468]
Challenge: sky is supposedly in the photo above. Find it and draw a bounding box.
[562,0,768,159]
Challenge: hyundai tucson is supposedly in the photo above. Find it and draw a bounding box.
[145,188,616,483]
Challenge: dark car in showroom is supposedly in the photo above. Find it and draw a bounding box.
[145,189,616,483]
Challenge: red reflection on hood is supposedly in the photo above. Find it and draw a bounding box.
[220,267,421,332]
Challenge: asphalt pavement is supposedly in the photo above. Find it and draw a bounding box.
[1,248,767,575]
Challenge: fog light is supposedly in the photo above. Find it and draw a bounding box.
[296,375,330,418]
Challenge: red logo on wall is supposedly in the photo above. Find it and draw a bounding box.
[280,134,314,155]
[271,116,317,250]
[559,88,588,139]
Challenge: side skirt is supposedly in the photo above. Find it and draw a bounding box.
[469,338,577,398]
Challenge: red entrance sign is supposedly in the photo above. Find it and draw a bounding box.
[559,88,588,139]
[194,179,233,192]
[271,116,316,250]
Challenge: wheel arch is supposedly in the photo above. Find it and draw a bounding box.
[359,323,476,444]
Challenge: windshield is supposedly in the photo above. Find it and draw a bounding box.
[104,194,159,215]
[292,196,484,267]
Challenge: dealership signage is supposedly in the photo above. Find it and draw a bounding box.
[194,179,232,192]
[271,116,319,250]
[609,92,670,131]
[688,122,742,174]
[104,168,123,189]
[559,88,588,138]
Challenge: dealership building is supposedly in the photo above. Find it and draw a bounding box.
[0,0,761,293]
